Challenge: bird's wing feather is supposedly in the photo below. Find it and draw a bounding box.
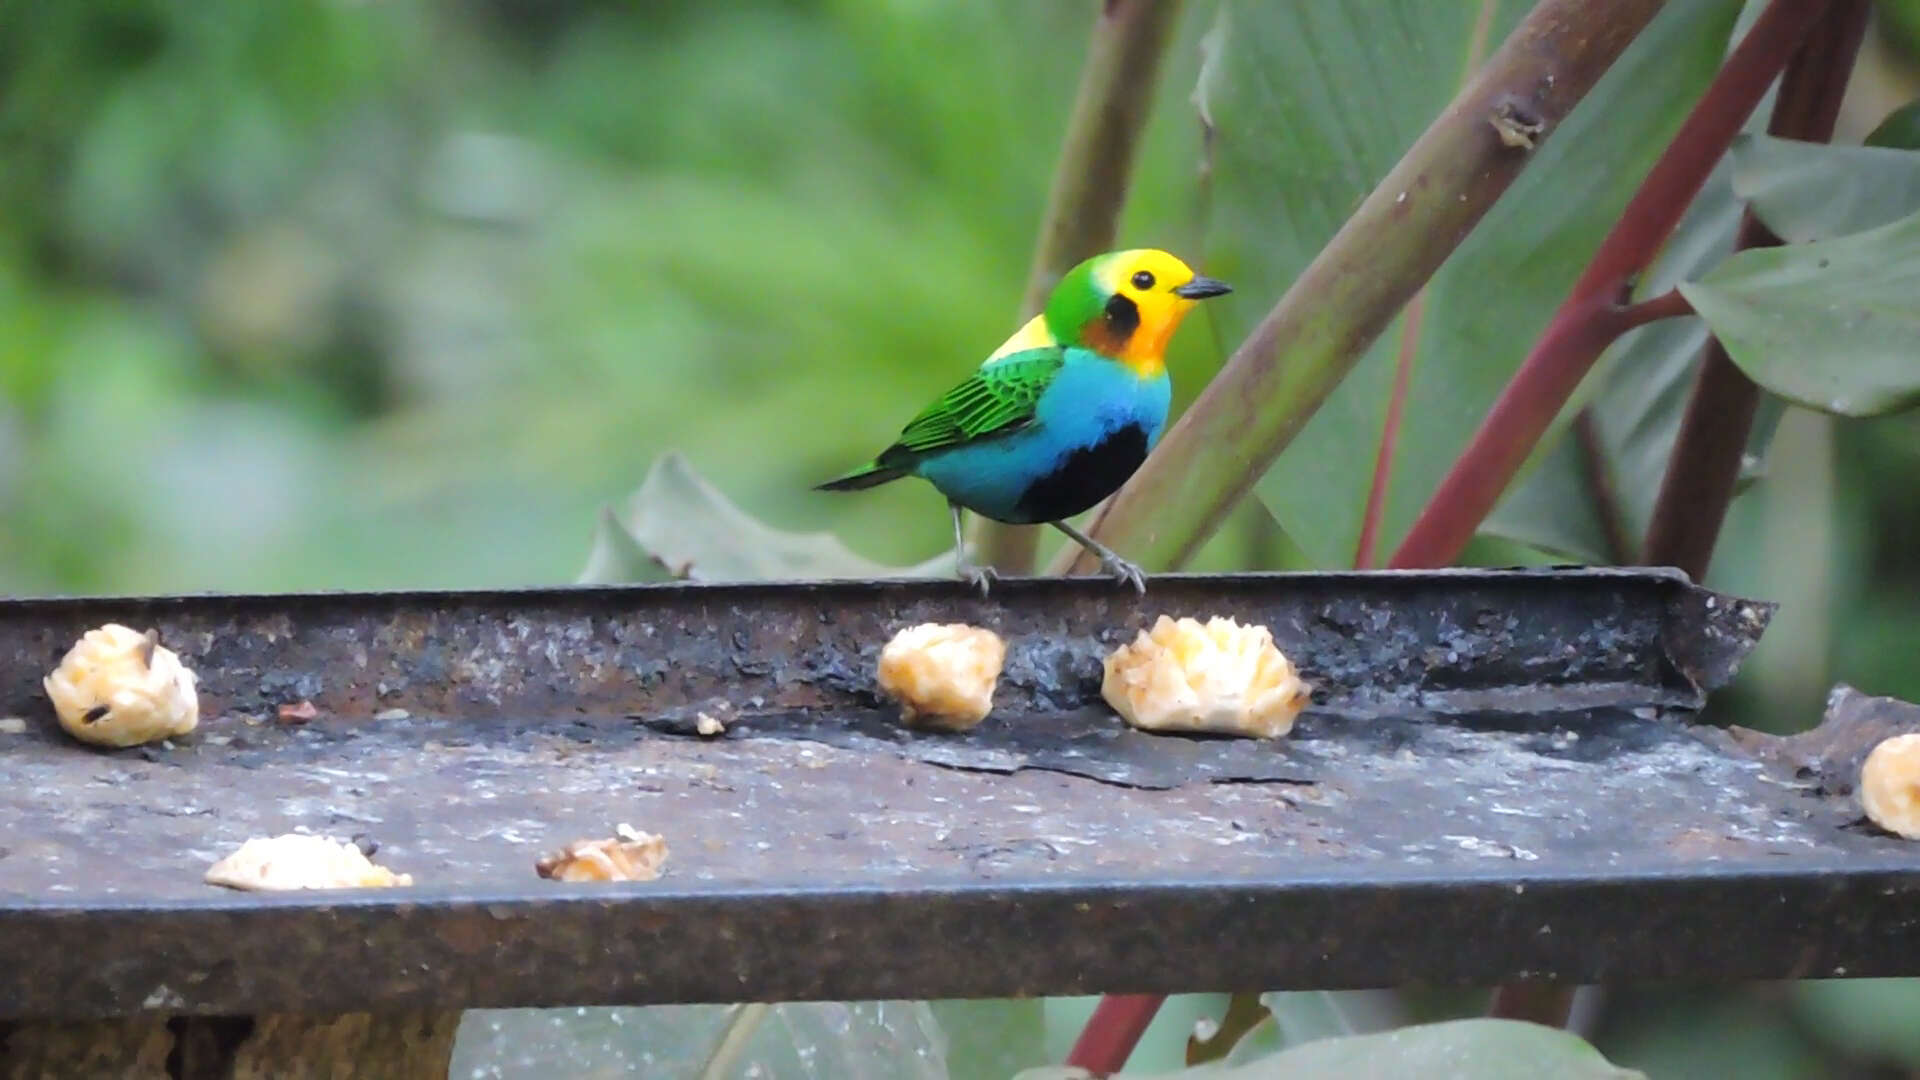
[887,348,1063,457]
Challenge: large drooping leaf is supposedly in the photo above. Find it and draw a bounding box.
[577,452,956,584]
[1731,133,1920,243]
[1197,1,1743,567]
[1679,209,1920,418]
[1014,1018,1642,1079]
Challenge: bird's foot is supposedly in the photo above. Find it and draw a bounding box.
[1098,552,1147,594]
[958,562,999,597]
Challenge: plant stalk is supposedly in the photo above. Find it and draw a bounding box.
[1062,3,1671,1068]
[1642,0,1870,578]
[974,0,1184,573]
[1387,0,1836,570]
[1051,0,1668,578]
[1065,994,1164,1075]
[1475,0,1865,1032]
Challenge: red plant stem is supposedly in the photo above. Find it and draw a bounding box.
[1643,0,1869,578]
[1066,994,1164,1075]
[1355,292,1427,568]
[1388,0,1834,570]
[1620,287,1694,326]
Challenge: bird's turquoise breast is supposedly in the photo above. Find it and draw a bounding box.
[914,350,1170,524]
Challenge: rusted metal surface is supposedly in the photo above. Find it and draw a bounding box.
[0,568,1911,1020]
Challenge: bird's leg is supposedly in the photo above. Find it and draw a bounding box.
[951,502,997,596]
[1050,519,1146,594]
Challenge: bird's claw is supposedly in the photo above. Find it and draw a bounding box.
[959,563,999,597]
[1100,553,1147,594]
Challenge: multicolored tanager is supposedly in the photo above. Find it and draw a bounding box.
[818,249,1230,594]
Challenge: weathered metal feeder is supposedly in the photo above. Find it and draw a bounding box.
[2,568,1916,1077]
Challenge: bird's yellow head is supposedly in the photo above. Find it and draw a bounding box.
[1044,249,1232,377]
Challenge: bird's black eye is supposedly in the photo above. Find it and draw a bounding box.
[1130,270,1155,291]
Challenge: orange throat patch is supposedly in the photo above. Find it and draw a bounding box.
[1078,317,1174,379]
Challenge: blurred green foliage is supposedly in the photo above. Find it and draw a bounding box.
[4,2,1920,1077]
[0,0,1231,598]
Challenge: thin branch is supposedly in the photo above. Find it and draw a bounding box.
[973,0,1185,573]
[1050,0,1669,577]
[1643,0,1870,579]
[1387,0,1834,570]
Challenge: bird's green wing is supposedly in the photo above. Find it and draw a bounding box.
[887,348,1063,458]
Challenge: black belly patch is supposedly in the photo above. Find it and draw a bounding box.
[1012,423,1150,524]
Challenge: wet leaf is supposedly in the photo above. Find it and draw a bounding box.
[1679,209,1920,418]
[1016,1018,1641,1079]
[930,998,1048,1077]
[577,452,956,584]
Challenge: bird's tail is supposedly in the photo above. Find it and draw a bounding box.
[815,462,908,492]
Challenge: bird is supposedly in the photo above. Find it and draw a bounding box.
[816,248,1230,595]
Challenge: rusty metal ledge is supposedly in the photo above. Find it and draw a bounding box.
[0,569,1914,1019]
[6,864,1920,1020]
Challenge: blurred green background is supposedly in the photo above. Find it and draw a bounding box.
[0,0,1245,600]
[4,1,1920,1076]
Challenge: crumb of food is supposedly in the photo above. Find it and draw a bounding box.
[205,834,413,891]
[695,711,726,737]
[44,624,199,748]
[0,717,26,735]
[1861,733,1920,839]
[536,824,669,882]
[276,700,319,725]
[876,623,1006,732]
[1101,615,1311,738]
[374,707,411,721]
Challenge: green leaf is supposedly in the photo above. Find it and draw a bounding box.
[1203,0,1743,566]
[929,999,1049,1078]
[577,453,957,584]
[1013,1019,1641,1079]
[1866,98,1920,150]
[576,505,677,585]
[1731,133,1920,243]
[1792,978,1920,1067]
[1679,209,1920,418]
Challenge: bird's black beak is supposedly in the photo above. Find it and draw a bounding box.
[1174,276,1232,299]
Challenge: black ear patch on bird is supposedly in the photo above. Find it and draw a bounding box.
[1103,293,1140,339]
